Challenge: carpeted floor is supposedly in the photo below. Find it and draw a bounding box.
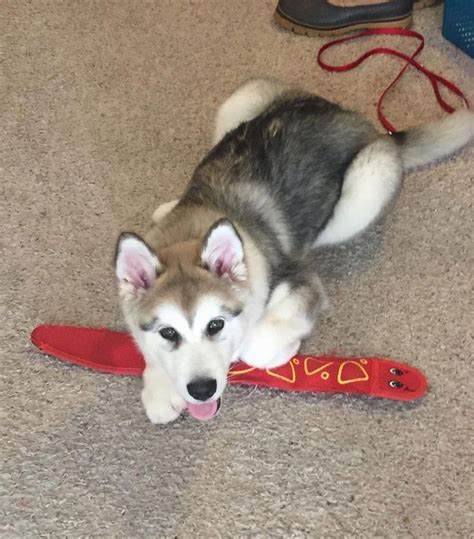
[1,1,473,537]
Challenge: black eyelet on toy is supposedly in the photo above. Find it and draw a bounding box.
[389,380,403,388]
[390,368,403,376]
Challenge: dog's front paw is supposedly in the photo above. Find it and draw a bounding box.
[241,327,301,369]
[141,387,186,425]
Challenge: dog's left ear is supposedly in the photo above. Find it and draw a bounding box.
[201,219,246,281]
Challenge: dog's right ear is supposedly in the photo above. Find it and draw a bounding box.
[115,233,160,295]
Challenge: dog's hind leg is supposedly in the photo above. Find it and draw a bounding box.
[314,137,403,248]
[213,79,287,145]
[152,199,179,224]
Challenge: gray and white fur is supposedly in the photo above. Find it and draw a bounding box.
[116,79,474,423]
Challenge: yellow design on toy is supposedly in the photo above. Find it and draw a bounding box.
[303,357,334,376]
[228,365,256,377]
[265,357,298,384]
[337,360,369,385]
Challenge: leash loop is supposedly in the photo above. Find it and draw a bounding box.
[317,28,470,133]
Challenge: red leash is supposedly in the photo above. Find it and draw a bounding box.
[317,28,470,133]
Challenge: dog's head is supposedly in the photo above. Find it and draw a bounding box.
[115,219,250,420]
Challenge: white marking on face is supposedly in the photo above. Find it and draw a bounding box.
[142,296,244,403]
[155,303,193,342]
[192,296,229,337]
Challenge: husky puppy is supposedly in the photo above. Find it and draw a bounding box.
[115,79,473,423]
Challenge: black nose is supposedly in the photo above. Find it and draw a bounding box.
[187,378,217,401]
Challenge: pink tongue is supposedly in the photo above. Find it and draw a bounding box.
[187,400,219,421]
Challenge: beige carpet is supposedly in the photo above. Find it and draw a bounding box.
[2,1,473,536]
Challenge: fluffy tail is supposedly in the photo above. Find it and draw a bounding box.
[392,109,474,171]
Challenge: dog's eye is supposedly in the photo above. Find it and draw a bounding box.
[159,327,180,344]
[206,318,225,337]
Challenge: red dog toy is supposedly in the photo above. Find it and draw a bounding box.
[31,325,427,401]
